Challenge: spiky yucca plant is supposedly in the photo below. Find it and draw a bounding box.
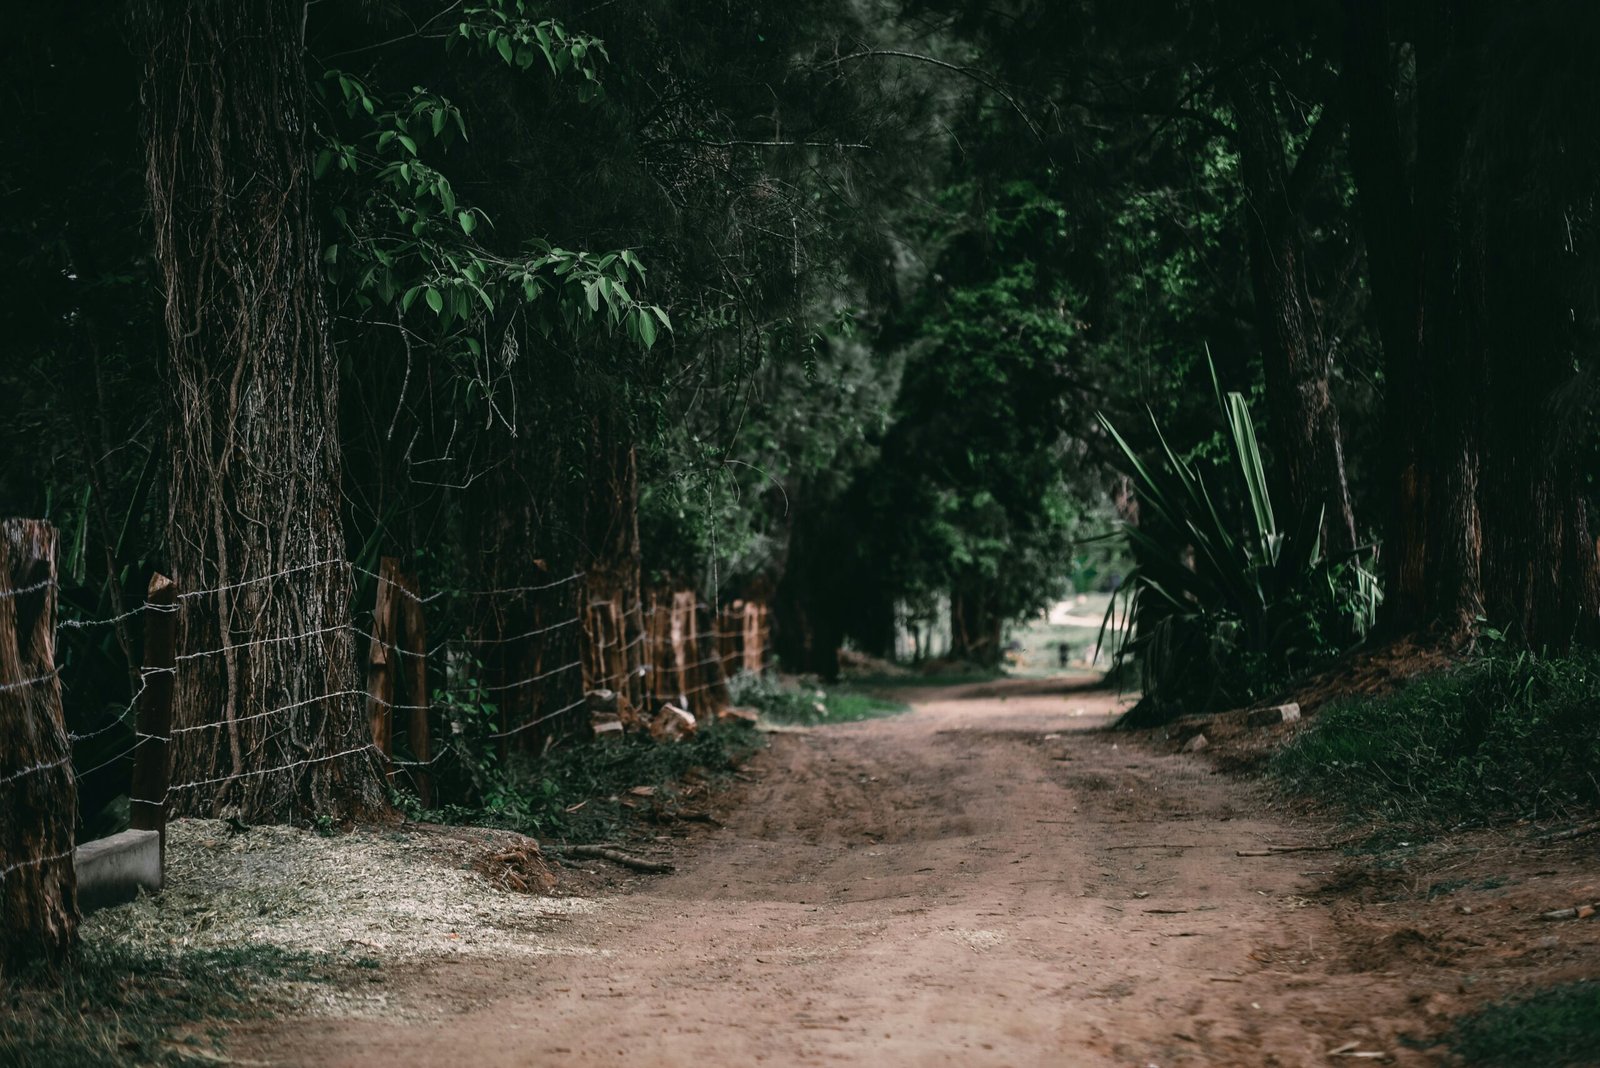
[1099,362,1380,723]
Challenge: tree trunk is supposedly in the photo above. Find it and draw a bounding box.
[1471,1,1600,646]
[949,581,1003,668]
[1340,0,1431,628]
[137,0,385,821]
[582,413,647,710]
[1341,0,1600,646]
[0,520,77,966]
[1230,67,1359,557]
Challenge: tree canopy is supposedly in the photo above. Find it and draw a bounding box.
[3,0,1599,821]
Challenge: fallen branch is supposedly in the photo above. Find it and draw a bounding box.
[1538,903,1597,921]
[555,845,675,873]
[1236,844,1335,856]
[1536,822,1600,844]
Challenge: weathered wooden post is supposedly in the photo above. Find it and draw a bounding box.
[365,557,398,783]
[0,519,77,966]
[129,572,177,875]
[395,568,430,808]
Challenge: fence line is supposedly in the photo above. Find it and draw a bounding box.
[42,557,766,817]
[130,742,382,806]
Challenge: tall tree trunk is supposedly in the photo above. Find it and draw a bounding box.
[1230,67,1360,557]
[583,410,647,710]
[1342,0,1600,646]
[1407,3,1486,635]
[0,521,77,966]
[1472,2,1600,646]
[138,0,385,821]
[1340,0,1431,627]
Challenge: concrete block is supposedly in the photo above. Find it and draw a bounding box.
[75,828,161,913]
[1246,703,1301,728]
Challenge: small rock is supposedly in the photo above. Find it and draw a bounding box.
[1182,733,1209,753]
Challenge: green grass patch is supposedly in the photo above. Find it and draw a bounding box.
[843,669,1005,689]
[1445,982,1600,1067]
[410,720,762,842]
[729,672,909,726]
[1,940,338,1067]
[1273,652,1600,828]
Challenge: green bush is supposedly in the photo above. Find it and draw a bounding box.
[1273,652,1600,826]
[1446,982,1600,1067]
[1100,359,1379,722]
[408,720,761,841]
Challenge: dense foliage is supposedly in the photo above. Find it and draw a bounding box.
[4,0,1600,813]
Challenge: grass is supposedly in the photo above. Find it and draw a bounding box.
[1444,983,1600,1067]
[843,669,1004,689]
[1273,651,1600,828]
[1,940,342,1067]
[728,672,909,726]
[412,719,763,843]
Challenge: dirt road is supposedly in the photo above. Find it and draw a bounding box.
[239,678,1459,1067]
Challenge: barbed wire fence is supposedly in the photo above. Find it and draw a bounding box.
[2,522,771,942]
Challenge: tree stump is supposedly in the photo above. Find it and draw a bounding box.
[0,519,77,967]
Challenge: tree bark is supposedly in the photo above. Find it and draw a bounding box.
[582,413,647,711]
[1341,0,1427,626]
[1471,1,1600,646]
[137,0,386,821]
[0,520,77,966]
[949,580,1003,668]
[1229,66,1360,557]
[1341,0,1600,646]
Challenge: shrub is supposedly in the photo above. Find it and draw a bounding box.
[1100,360,1379,722]
[1273,651,1600,826]
[1446,982,1600,1067]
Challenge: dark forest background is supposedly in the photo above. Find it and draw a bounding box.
[5,0,1600,821]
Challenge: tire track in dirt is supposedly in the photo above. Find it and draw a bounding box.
[233,677,1458,1067]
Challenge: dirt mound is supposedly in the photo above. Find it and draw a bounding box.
[1340,926,1464,972]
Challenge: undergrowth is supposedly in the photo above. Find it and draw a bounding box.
[0,941,340,1068]
[1445,982,1600,1067]
[408,720,761,842]
[728,672,908,725]
[1273,651,1600,828]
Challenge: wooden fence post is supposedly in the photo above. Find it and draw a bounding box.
[395,569,430,808]
[0,519,77,965]
[129,572,176,877]
[365,557,398,783]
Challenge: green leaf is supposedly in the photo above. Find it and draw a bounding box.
[638,310,657,348]
[458,211,476,235]
[401,285,422,313]
[496,36,514,64]
[425,287,444,315]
